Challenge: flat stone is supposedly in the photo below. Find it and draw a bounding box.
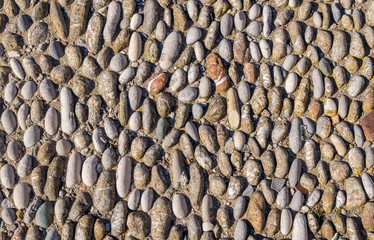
[271,178,286,192]
[35,202,54,228]
[362,110,374,142]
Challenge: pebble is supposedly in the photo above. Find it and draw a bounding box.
[82,155,99,186]
[2,208,16,225]
[186,27,202,44]
[0,0,370,238]
[49,41,64,59]
[23,126,40,148]
[13,182,30,209]
[110,53,128,72]
[280,208,292,235]
[21,80,37,100]
[18,155,32,177]
[172,193,189,219]
[66,152,82,188]
[160,32,182,69]
[35,201,54,228]
[128,189,141,210]
[178,87,198,103]
[1,110,17,134]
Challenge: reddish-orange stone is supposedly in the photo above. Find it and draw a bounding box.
[145,72,168,95]
[206,53,230,92]
[243,62,258,84]
[361,110,374,141]
[233,32,247,63]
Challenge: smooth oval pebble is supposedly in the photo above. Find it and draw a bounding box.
[128,32,142,62]
[141,188,154,212]
[178,87,198,103]
[172,193,189,219]
[249,4,261,20]
[159,32,182,69]
[119,67,136,84]
[23,126,41,148]
[234,11,247,31]
[116,157,132,198]
[281,208,292,235]
[347,75,366,97]
[128,189,141,210]
[66,152,82,188]
[283,55,298,71]
[40,79,57,101]
[110,54,128,72]
[234,219,248,240]
[13,182,30,209]
[285,72,299,94]
[4,81,18,103]
[233,196,247,220]
[289,190,304,211]
[17,155,33,177]
[219,39,233,62]
[186,27,202,44]
[2,208,16,225]
[82,155,98,186]
[56,139,72,156]
[1,164,15,189]
[21,81,37,100]
[289,159,302,187]
[156,20,167,41]
[130,13,142,30]
[238,81,251,103]
[1,110,17,134]
[221,13,234,36]
[10,58,25,80]
[362,173,374,199]
[292,213,308,240]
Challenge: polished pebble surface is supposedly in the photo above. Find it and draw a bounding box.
[1,0,374,239]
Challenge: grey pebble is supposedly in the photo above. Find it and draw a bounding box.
[130,13,142,30]
[1,164,15,189]
[238,81,251,104]
[141,188,154,212]
[2,208,16,225]
[119,67,136,84]
[234,219,248,240]
[18,14,32,32]
[221,13,234,36]
[56,139,71,156]
[49,41,64,59]
[249,4,261,20]
[10,58,25,80]
[128,189,141,210]
[172,193,189,219]
[289,190,304,211]
[234,11,247,31]
[219,39,233,62]
[110,54,128,72]
[289,158,302,187]
[4,81,18,103]
[178,87,198,103]
[233,196,247,220]
[156,20,167,41]
[40,79,57,101]
[280,208,292,235]
[1,110,17,134]
[186,27,202,44]
[192,103,204,119]
[23,126,41,148]
[17,155,33,177]
[21,81,37,100]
